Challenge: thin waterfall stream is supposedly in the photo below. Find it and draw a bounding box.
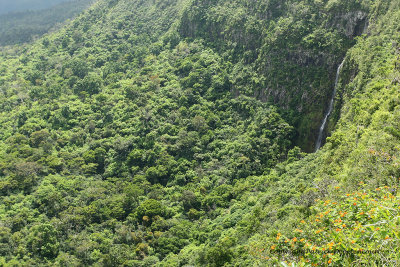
[315,59,345,151]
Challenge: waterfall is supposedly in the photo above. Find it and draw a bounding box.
[315,59,345,151]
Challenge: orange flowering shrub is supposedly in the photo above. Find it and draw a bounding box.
[249,185,400,266]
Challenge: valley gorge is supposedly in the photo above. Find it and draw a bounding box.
[0,0,400,266]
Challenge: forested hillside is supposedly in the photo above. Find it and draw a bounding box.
[0,0,70,14]
[0,0,399,266]
[0,0,93,46]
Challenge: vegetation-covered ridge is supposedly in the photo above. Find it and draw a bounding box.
[178,0,371,150]
[0,0,71,15]
[0,0,94,46]
[0,0,399,266]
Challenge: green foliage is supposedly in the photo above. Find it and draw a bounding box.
[0,0,399,266]
[27,224,59,259]
[255,185,400,265]
[135,199,166,223]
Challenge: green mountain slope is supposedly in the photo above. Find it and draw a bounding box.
[0,0,399,266]
[178,0,369,150]
[0,0,70,14]
[0,0,94,46]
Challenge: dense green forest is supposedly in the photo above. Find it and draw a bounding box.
[0,0,93,46]
[0,0,399,266]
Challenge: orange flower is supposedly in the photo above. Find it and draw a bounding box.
[292,237,297,242]
[300,238,305,242]
[276,233,281,240]
[300,220,306,224]
[335,228,341,232]
[328,259,332,264]
[342,224,346,228]
[270,245,276,250]
[385,236,390,240]
[351,240,355,244]
[353,203,357,206]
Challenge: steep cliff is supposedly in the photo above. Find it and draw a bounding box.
[178,0,370,150]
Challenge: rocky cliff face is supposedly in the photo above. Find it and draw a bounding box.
[178,0,370,151]
[331,11,368,37]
